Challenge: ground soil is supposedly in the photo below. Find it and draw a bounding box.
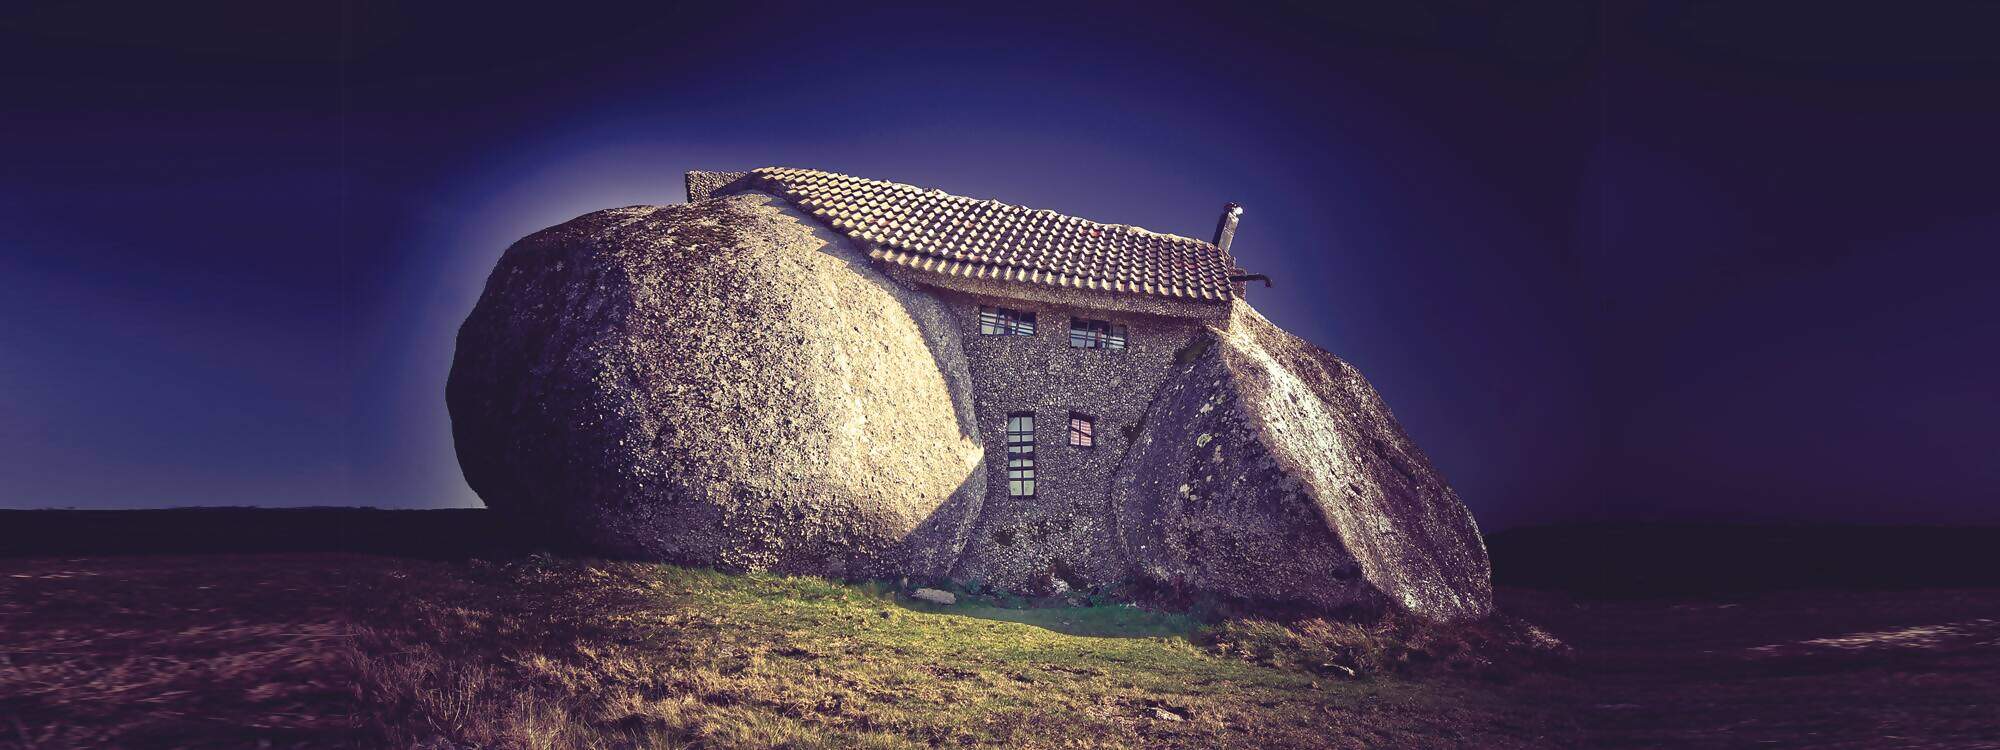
[2,553,1997,748]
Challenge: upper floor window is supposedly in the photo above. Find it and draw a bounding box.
[1006,412,1036,497]
[1069,318,1127,350]
[980,306,1037,336]
[1068,412,1096,448]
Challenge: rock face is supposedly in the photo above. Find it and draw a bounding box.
[446,192,985,580]
[449,186,1493,622]
[1112,305,1493,621]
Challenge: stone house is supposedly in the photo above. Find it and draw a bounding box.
[688,168,1268,592]
[449,165,1490,622]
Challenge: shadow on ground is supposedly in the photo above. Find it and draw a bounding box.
[894,597,1200,639]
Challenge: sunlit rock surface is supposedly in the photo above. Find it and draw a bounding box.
[450,191,1491,622]
[1113,304,1493,621]
[447,193,985,579]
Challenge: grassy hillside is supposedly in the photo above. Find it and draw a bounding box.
[7,513,2000,748]
[1,554,1575,749]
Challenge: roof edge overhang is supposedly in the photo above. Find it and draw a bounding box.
[878,257,1231,322]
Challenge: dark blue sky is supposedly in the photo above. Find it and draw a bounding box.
[3,2,1995,529]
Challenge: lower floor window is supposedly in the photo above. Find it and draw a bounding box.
[1006,412,1035,497]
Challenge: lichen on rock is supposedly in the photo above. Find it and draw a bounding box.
[1112,304,1493,622]
[447,193,984,580]
[449,184,1494,623]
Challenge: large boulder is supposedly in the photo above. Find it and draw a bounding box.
[1112,304,1493,621]
[446,192,984,579]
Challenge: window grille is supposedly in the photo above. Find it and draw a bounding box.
[1068,412,1096,448]
[979,306,1037,336]
[1006,412,1036,497]
[1068,318,1127,349]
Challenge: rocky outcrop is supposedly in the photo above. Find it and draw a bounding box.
[1112,305,1493,622]
[449,189,1493,622]
[446,192,985,579]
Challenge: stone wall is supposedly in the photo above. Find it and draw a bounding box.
[929,287,1206,594]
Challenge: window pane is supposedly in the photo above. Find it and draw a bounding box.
[1006,411,1035,496]
[987,307,1040,336]
[1068,318,1123,349]
[1068,413,1095,447]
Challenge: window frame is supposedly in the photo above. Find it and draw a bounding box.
[1005,412,1036,497]
[1068,411,1097,449]
[979,306,1038,336]
[1068,317,1127,350]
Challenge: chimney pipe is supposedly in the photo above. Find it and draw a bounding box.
[1212,202,1243,255]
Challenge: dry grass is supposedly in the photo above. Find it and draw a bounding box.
[343,555,1568,749]
[0,554,1573,749]
[1200,611,1572,680]
[14,554,1996,748]
[0,558,369,749]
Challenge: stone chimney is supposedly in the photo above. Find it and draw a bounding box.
[1212,202,1243,255]
[685,170,749,203]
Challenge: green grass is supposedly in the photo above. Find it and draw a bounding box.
[0,554,1577,749]
[9,553,2000,748]
[349,557,1567,748]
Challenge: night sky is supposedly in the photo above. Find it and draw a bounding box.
[3,2,1995,530]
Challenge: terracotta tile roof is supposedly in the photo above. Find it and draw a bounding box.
[746,167,1240,302]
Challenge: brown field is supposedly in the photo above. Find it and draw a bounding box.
[2,554,1997,749]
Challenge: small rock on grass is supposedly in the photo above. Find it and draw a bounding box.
[912,588,956,605]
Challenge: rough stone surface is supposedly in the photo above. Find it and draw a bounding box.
[447,192,984,580]
[450,174,1494,623]
[911,588,957,605]
[684,170,748,202]
[938,288,1205,595]
[1112,303,1493,622]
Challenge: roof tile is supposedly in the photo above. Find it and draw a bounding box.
[747,167,1238,302]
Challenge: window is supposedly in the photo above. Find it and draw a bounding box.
[1006,412,1036,497]
[979,306,1037,336]
[1069,318,1127,349]
[1068,412,1096,448]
